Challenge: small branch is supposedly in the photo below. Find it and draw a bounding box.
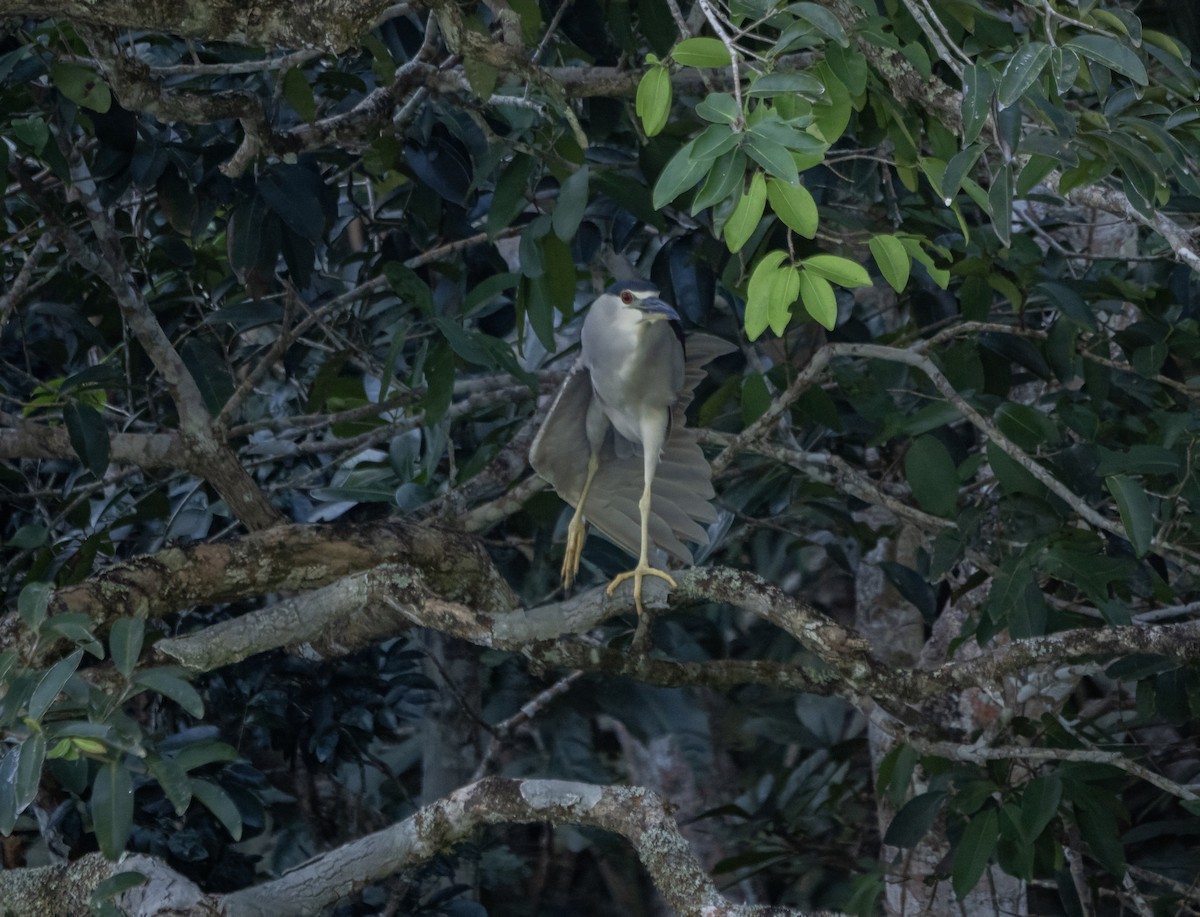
[0,233,52,337]
[913,740,1200,803]
[0,416,186,468]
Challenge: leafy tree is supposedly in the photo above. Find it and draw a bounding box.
[1,0,1200,914]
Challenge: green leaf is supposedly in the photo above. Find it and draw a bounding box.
[635,65,672,136]
[745,250,789,340]
[745,129,800,184]
[988,162,1012,246]
[463,58,498,100]
[18,581,51,632]
[802,254,871,287]
[884,791,947,847]
[1105,474,1154,557]
[1066,34,1148,85]
[171,739,239,774]
[695,91,740,123]
[747,72,826,97]
[190,778,243,841]
[997,42,1052,108]
[692,148,747,214]
[942,144,982,203]
[92,760,134,860]
[790,2,849,46]
[487,154,534,236]
[671,37,732,67]
[1020,777,1062,842]
[49,62,111,113]
[724,172,766,253]
[653,139,712,209]
[906,435,957,517]
[1052,48,1081,94]
[179,338,234,415]
[13,732,45,818]
[552,165,589,241]
[1072,795,1125,876]
[0,748,19,834]
[961,64,995,146]
[799,269,836,330]
[146,754,192,816]
[952,809,999,899]
[868,234,910,293]
[134,668,205,718]
[876,743,919,807]
[281,67,317,120]
[771,264,800,336]
[28,648,84,722]
[63,402,110,479]
[899,237,949,289]
[766,178,818,238]
[109,617,144,679]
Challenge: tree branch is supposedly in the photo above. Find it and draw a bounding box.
[2,779,832,916]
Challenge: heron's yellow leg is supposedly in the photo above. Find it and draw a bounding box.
[562,451,600,589]
[605,470,676,615]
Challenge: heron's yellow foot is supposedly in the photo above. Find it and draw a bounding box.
[605,564,677,615]
[561,515,587,589]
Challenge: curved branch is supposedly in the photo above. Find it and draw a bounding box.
[2,779,830,916]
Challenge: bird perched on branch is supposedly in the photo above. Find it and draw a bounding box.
[531,280,733,614]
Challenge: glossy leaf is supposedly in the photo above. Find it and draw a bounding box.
[724,172,766,253]
[799,269,836,330]
[63,402,109,479]
[766,178,818,238]
[552,166,589,241]
[1019,777,1062,841]
[695,92,739,124]
[109,617,144,679]
[92,760,134,860]
[747,72,826,97]
[952,809,999,899]
[1106,474,1153,557]
[134,668,205,718]
[671,37,732,67]
[789,2,849,46]
[745,129,800,184]
[652,139,710,209]
[868,234,910,292]
[28,649,83,722]
[191,778,243,841]
[50,62,111,112]
[905,436,957,517]
[997,42,1052,108]
[884,791,947,847]
[1067,34,1148,85]
[802,254,871,287]
[745,250,789,340]
[961,64,995,146]
[13,732,45,818]
[635,65,671,136]
[17,581,51,631]
[146,753,192,816]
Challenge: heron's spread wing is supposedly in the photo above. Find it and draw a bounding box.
[529,359,593,505]
[531,334,735,565]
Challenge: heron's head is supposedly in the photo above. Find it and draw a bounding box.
[605,279,680,323]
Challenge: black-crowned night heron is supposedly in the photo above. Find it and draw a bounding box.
[530,280,733,613]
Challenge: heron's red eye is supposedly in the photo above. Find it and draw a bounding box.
[620,290,634,305]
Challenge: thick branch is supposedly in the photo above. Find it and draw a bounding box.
[2,779,832,916]
[0,415,186,468]
[0,0,396,51]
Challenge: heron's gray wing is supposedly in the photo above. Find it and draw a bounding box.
[529,359,592,508]
[577,333,735,565]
